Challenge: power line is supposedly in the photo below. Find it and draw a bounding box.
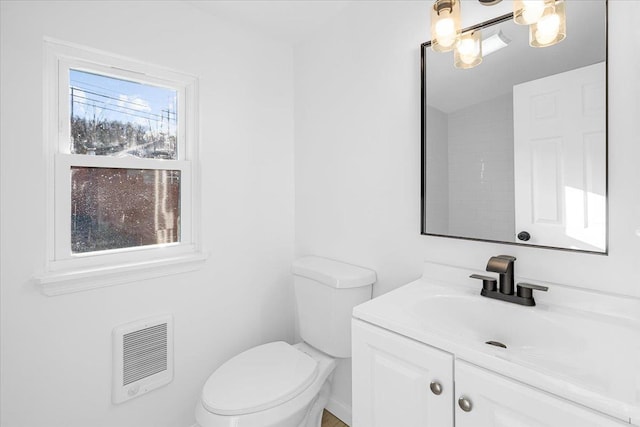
[70,80,178,121]
[73,93,176,122]
[70,77,129,97]
[70,71,177,109]
[72,100,167,124]
[70,86,177,117]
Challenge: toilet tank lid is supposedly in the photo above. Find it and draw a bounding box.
[292,256,376,289]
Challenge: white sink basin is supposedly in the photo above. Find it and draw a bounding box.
[410,290,639,394]
[412,294,586,355]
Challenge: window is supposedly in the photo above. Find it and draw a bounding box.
[39,40,204,295]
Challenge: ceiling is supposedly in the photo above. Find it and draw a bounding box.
[180,1,607,113]
[180,1,523,47]
[184,0,354,45]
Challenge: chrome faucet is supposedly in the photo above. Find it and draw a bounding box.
[470,255,548,306]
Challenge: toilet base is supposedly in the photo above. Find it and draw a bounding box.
[301,375,332,427]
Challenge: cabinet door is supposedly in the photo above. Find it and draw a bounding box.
[455,360,629,427]
[352,319,454,427]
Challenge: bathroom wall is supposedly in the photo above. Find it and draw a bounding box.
[447,93,515,242]
[294,0,640,421]
[425,105,449,235]
[426,93,514,242]
[294,2,428,421]
[0,2,295,427]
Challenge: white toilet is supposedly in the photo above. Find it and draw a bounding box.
[195,256,376,427]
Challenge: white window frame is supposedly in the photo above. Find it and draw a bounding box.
[37,39,205,296]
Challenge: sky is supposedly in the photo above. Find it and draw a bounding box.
[69,69,177,136]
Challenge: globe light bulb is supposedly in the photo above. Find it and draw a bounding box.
[430,0,461,52]
[529,1,566,48]
[454,31,482,69]
[535,12,561,45]
[521,1,546,24]
[514,0,553,25]
[435,16,457,48]
[457,39,478,64]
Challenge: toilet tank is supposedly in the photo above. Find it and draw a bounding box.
[292,256,376,358]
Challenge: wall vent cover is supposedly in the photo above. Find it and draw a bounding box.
[112,315,173,404]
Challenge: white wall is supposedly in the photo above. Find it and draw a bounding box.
[0,2,295,427]
[294,1,428,420]
[447,93,514,242]
[294,0,640,420]
[425,105,449,235]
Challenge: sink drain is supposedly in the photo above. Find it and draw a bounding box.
[485,340,507,349]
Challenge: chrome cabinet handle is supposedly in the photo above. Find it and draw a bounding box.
[429,381,443,395]
[458,396,473,412]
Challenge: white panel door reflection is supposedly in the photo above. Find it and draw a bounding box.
[513,62,606,252]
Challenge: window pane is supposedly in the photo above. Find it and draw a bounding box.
[69,69,177,159]
[71,167,180,254]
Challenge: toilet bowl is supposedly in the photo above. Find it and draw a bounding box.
[195,342,335,427]
[194,256,376,427]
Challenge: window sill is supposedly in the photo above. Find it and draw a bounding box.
[34,252,208,296]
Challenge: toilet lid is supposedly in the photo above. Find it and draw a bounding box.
[201,341,318,416]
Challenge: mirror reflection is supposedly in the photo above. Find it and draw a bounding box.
[422,1,607,253]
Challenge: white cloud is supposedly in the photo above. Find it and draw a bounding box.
[117,94,152,112]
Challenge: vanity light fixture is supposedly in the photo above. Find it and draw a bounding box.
[430,0,461,52]
[529,0,566,47]
[430,0,566,69]
[454,30,483,69]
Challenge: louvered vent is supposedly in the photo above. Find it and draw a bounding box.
[123,323,167,385]
[112,315,173,404]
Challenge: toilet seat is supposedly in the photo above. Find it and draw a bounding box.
[201,341,318,416]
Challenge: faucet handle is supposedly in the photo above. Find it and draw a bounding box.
[470,274,497,292]
[516,282,548,299]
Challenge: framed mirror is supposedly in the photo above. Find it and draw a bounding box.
[421,1,607,253]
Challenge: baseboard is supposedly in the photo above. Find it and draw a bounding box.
[326,397,352,426]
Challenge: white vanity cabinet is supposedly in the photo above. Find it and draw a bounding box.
[455,360,628,427]
[352,319,454,427]
[352,319,630,427]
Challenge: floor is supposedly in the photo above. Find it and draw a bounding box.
[321,410,349,427]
